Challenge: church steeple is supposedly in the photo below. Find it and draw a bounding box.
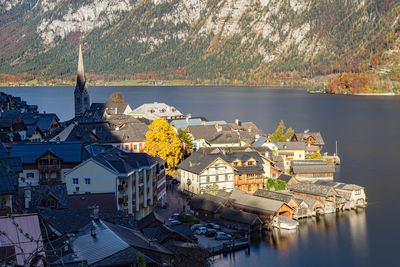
[74,44,90,117]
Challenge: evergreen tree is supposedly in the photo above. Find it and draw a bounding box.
[177,128,193,154]
[145,118,182,168]
[269,120,294,141]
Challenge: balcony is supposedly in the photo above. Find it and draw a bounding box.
[38,164,61,172]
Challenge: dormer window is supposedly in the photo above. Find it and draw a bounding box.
[247,161,254,166]
[161,108,166,113]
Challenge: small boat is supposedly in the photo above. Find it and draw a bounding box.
[272,216,299,230]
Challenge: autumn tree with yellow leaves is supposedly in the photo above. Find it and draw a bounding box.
[145,118,182,168]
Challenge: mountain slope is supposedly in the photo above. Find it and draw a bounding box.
[1,0,399,85]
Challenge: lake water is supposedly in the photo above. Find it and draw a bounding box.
[2,86,400,266]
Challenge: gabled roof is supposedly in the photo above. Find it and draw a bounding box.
[278,173,293,183]
[131,102,183,120]
[189,197,223,213]
[291,160,336,174]
[229,189,290,215]
[137,211,164,229]
[10,142,82,164]
[313,180,363,190]
[253,189,297,204]
[40,208,92,234]
[220,207,261,226]
[19,184,70,210]
[277,141,306,150]
[293,132,325,145]
[288,182,338,197]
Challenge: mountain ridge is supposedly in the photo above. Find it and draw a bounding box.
[1,0,399,88]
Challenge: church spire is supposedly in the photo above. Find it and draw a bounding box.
[77,44,86,86]
[74,43,90,117]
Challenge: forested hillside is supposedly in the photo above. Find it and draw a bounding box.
[1,0,399,87]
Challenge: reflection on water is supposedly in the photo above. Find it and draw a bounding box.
[212,209,369,267]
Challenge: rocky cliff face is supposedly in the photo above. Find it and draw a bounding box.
[1,0,399,83]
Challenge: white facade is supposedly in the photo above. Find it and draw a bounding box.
[19,167,72,187]
[180,159,235,193]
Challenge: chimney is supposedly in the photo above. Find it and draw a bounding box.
[24,187,31,209]
[88,204,100,221]
[90,222,96,237]
[235,119,242,126]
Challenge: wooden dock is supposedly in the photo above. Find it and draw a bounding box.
[207,238,250,255]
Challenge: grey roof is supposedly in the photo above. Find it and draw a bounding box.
[170,118,227,131]
[290,194,323,209]
[215,190,232,199]
[137,211,164,229]
[291,160,336,174]
[0,157,21,194]
[278,174,293,183]
[229,189,288,215]
[131,102,183,120]
[277,141,306,150]
[293,132,325,145]
[142,224,194,244]
[68,193,117,212]
[313,180,363,190]
[220,207,261,226]
[10,142,82,164]
[86,102,132,119]
[72,220,131,265]
[253,189,296,204]
[40,208,92,234]
[89,148,158,175]
[189,197,223,213]
[252,135,268,146]
[19,184,70,210]
[288,182,338,197]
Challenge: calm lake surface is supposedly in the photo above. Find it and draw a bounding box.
[2,86,400,266]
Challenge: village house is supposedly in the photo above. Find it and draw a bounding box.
[291,159,336,182]
[178,150,235,194]
[290,194,325,217]
[276,141,306,171]
[10,142,82,187]
[291,131,325,153]
[85,101,133,119]
[0,214,45,266]
[65,147,165,220]
[130,102,184,120]
[219,207,264,231]
[287,182,339,213]
[313,180,367,209]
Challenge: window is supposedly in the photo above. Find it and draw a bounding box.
[355,189,361,195]
[248,185,251,191]
[52,159,58,165]
[247,161,254,166]
[39,159,48,165]
[27,173,34,179]
[206,176,210,182]
[40,173,46,179]
[125,145,129,151]
[216,176,219,182]
[225,175,228,181]
[72,178,79,185]
[85,178,91,185]
[134,144,138,151]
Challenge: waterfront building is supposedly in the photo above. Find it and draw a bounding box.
[74,44,90,117]
[10,142,82,186]
[291,131,325,153]
[313,180,367,208]
[290,159,335,182]
[287,182,338,213]
[276,141,306,170]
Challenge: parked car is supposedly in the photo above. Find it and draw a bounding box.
[169,220,182,226]
[206,223,221,230]
[195,227,208,235]
[205,228,217,237]
[215,232,232,240]
[171,213,180,220]
[190,224,203,232]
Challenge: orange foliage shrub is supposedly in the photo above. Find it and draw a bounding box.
[326,73,377,94]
